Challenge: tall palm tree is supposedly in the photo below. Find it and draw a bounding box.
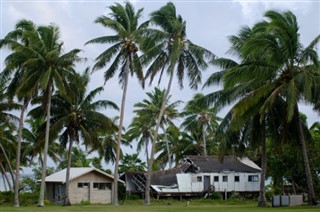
[43,69,118,205]
[205,10,320,205]
[3,20,82,206]
[238,11,319,205]
[0,19,38,207]
[85,2,146,205]
[141,3,215,205]
[181,93,220,156]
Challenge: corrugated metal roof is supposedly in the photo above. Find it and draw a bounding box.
[44,167,124,184]
[185,155,261,173]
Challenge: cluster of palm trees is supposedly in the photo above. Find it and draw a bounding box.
[0,1,319,208]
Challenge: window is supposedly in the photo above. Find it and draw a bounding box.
[248,175,259,182]
[235,176,240,182]
[93,182,112,190]
[222,176,228,182]
[214,176,219,182]
[77,182,89,188]
[197,176,202,182]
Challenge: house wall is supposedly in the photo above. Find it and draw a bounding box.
[176,172,260,193]
[69,172,113,204]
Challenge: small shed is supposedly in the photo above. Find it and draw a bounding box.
[45,167,123,204]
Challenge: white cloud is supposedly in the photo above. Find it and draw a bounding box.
[234,0,313,24]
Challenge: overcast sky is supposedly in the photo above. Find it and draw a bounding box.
[1,0,320,172]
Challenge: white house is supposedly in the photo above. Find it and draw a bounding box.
[45,167,124,204]
[122,155,261,198]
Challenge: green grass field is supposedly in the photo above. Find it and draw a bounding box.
[1,199,319,212]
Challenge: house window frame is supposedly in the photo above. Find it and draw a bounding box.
[214,176,219,182]
[93,182,112,190]
[197,176,202,182]
[248,175,259,182]
[77,182,89,188]
[222,175,228,182]
[234,176,240,182]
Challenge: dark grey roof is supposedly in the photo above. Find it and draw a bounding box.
[148,162,190,186]
[185,155,261,173]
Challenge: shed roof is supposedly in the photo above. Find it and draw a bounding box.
[44,167,124,184]
[185,155,261,173]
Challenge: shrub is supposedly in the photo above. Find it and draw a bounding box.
[80,200,90,205]
[20,192,38,206]
[0,191,13,204]
[210,192,222,200]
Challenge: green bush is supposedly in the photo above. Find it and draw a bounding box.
[210,192,222,200]
[118,183,126,200]
[0,191,13,204]
[126,194,141,200]
[229,191,242,200]
[20,192,38,206]
[80,200,90,205]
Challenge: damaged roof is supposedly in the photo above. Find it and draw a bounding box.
[184,155,261,173]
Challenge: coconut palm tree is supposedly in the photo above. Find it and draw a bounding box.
[237,10,319,205]
[22,117,62,167]
[3,20,82,206]
[126,115,153,168]
[90,117,131,165]
[141,2,215,204]
[205,10,320,206]
[0,19,39,207]
[85,2,147,205]
[119,153,147,174]
[181,93,221,156]
[39,69,118,205]
[133,87,181,169]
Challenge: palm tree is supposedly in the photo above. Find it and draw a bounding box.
[126,115,153,168]
[22,117,62,167]
[0,20,38,207]
[239,11,319,205]
[119,153,147,174]
[3,20,82,206]
[205,10,320,205]
[85,2,147,205]
[181,93,220,156]
[44,69,118,205]
[90,117,131,165]
[0,123,16,192]
[133,87,181,169]
[141,2,215,204]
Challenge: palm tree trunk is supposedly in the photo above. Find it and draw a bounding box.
[202,123,207,156]
[14,99,28,207]
[145,66,175,206]
[38,85,52,207]
[293,104,316,205]
[2,170,8,191]
[0,162,13,192]
[112,56,130,206]
[64,137,74,206]
[145,134,150,168]
[0,143,15,186]
[161,125,172,169]
[258,117,268,207]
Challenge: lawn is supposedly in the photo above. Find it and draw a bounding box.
[1,199,319,212]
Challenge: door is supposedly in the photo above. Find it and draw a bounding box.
[204,176,210,192]
[55,184,62,203]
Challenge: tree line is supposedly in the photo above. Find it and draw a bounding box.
[0,1,319,208]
